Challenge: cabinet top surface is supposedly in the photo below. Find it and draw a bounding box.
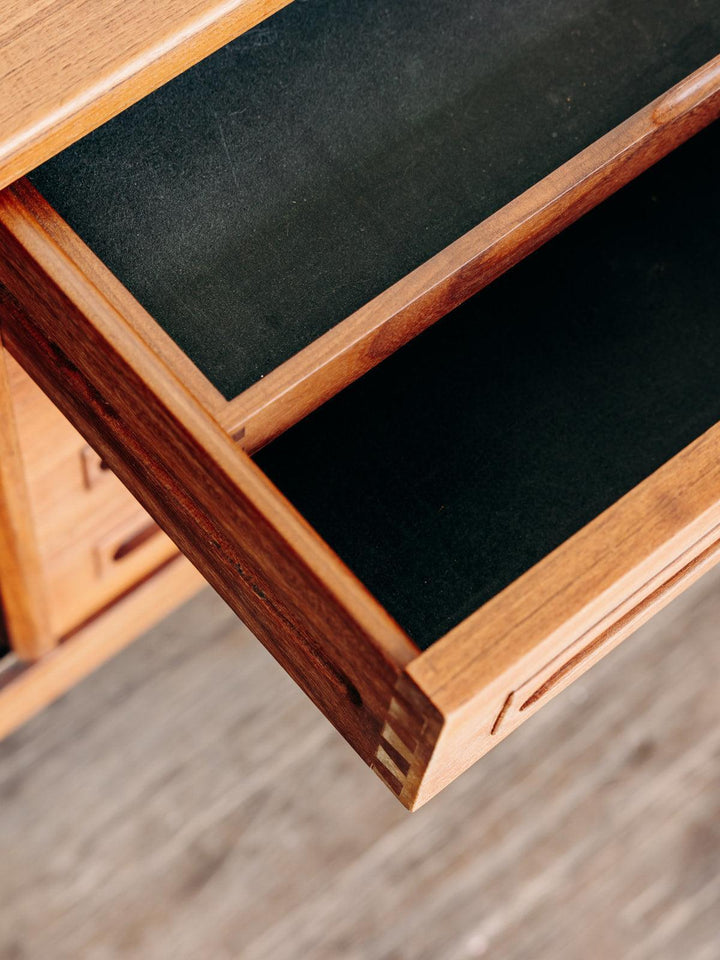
[0,0,290,191]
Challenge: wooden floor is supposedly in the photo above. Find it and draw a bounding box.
[1,566,719,959]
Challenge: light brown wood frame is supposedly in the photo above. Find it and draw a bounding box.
[0,61,719,807]
[0,334,54,659]
[0,0,293,192]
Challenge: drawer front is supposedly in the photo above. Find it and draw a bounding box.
[42,513,179,636]
[5,353,180,637]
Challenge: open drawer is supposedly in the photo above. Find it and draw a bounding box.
[17,0,720,448]
[1,2,720,807]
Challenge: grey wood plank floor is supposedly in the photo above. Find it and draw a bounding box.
[1,565,719,960]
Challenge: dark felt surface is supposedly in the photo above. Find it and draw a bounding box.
[255,121,720,650]
[29,0,720,400]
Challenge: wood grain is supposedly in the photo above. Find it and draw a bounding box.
[3,346,183,637]
[219,54,720,452]
[8,193,227,417]
[0,182,419,774]
[0,0,292,191]
[0,327,53,660]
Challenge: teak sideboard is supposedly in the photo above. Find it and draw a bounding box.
[1,0,720,808]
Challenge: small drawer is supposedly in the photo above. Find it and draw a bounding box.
[3,353,181,637]
[94,516,164,576]
[5,353,151,549]
[42,514,179,637]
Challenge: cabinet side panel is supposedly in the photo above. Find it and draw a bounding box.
[0,329,54,659]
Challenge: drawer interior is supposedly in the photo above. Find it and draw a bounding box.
[256,120,720,650]
[27,0,720,401]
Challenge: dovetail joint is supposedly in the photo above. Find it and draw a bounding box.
[372,696,418,797]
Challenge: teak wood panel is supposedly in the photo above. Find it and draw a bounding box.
[0,332,53,659]
[218,54,720,450]
[3,349,181,638]
[0,0,292,192]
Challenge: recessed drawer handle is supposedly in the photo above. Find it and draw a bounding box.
[94,518,163,577]
[112,522,161,562]
[491,527,720,738]
[518,636,601,713]
[81,444,112,489]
